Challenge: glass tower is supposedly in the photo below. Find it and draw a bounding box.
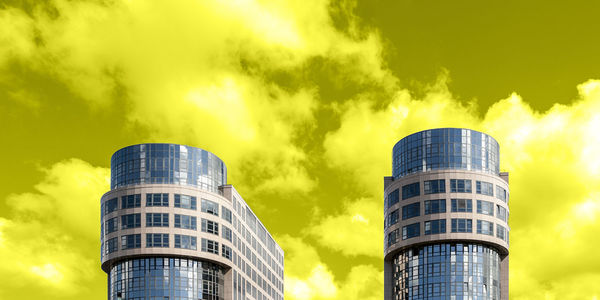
[100,144,285,300]
[384,129,509,300]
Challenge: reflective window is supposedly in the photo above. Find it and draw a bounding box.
[202,199,219,216]
[477,200,494,216]
[222,226,232,242]
[105,217,118,234]
[392,128,500,178]
[424,219,446,235]
[402,202,420,220]
[386,210,399,228]
[175,194,197,210]
[497,205,508,222]
[108,258,224,300]
[201,238,219,254]
[392,243,501,299]
[104,198,118,216]
[222,244,232,260]
[222,207,232,223]
[121,234,141,250]
[202,219,219,235]
[451,199,472,212]
[451,218,472,233]
[121,194,141,209]
[387,189,400,209]
[174,214,197,230]
[387,229,399,247]
[496,185,507,202]
[146,233,169,247]
[424,199,446,215]
[424,179,445,194]
[174,234,197,250]
[477,220,494,235]
[496,224,508,242]
[146,213,169,227]
[402,223,420,240]
[146,193,168,207]
[450,179,472,193]
[402,182,420,200]
[106,237,118,254]
[476,181,494,196]
[121,213,141,229]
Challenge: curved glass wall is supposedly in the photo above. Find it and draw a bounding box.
[392,128,500,179]
[393,243,500,300]
[111,144,227,193]
[108,257,224,300]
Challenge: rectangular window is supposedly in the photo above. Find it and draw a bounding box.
[424,199,446,214]
[121,194,141,209]
[424,179,445,194]
[223,226,233,242]
[222,244,232,260]
[386,229,399,247]
[496,224,507,242]
[146,193,169,207]
[496,186,507,202]
[174,214,197,230]
[104,198,119,216]
[497,205,508,222]
[424,219,446,235]
[402,202,420,220]
[106,237,118,254]
[450,179,472,193]
[146,233,169,247]
[387,189,400,209]
[477,220,494,235]
[402,182,420,200]
[201,218,219,235]
[174,234,197,250]
[402,223,420,240]
[387,210,399,228]
[476,181,494,196]
[451,199,472,212]
[121,213,141,229]
[202,199,219,216]
[201,238,219,254]
[121,234,141,250]
[451,218,472,233]
[477,200,494,216]
[105,217,118,234]
[222,207,233,223]
[174,194,197,210]
[146,213,169,227]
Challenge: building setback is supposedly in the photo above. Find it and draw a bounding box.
[384,128,509,300]
[100,144,284,300]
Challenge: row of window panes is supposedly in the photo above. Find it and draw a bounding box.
[105,234,232,259]
[386,180,508,209]
[103,194,234,221]
[386,219,509,246]
[105,214,232,238]
[384,200,508,228]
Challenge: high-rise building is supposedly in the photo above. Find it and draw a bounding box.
[100,144,284,300]
[384,128,509,300]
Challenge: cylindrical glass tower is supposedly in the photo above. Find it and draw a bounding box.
[100,144,285,300]
[384,128,509,300]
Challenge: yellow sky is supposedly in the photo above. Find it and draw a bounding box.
[1,1,600,299]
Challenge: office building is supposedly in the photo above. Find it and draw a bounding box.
[384,128,509,300]
[100,144,284,300]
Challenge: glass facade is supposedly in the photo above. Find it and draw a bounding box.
[111,144,227,193]
[108,257,224,300]
[392,243,500,300]
[393,128,500,179]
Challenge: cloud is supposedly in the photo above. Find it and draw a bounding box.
[0,159,109,299]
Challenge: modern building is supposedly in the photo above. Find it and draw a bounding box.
[100,144,284,300]
[384,128,509,300]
